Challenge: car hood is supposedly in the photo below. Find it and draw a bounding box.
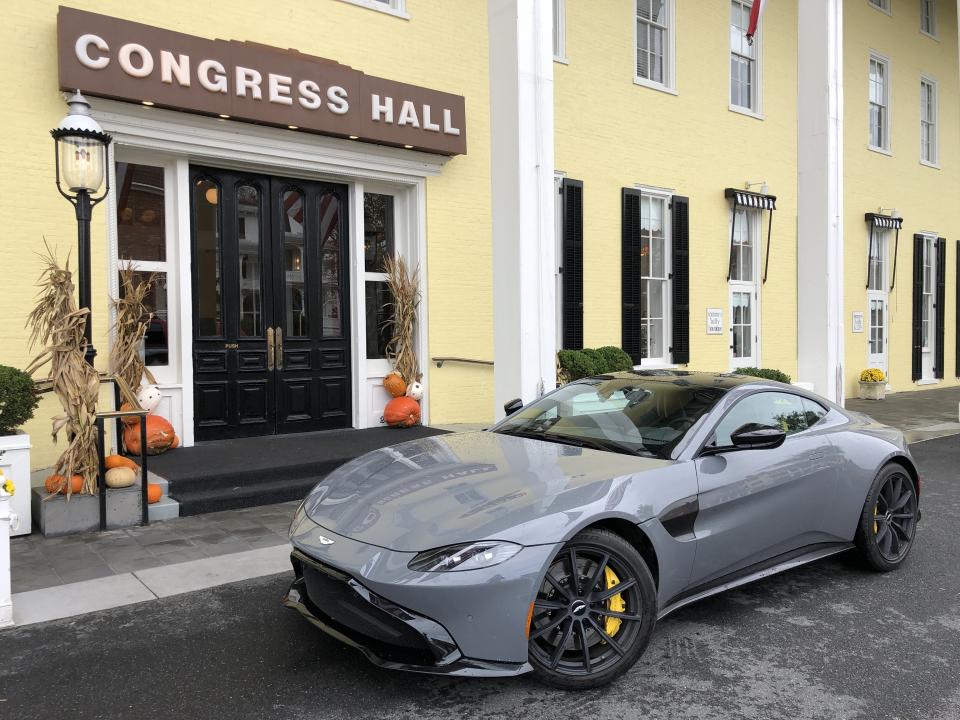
[302,431,671,552]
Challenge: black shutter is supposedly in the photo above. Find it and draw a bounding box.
[935,238,946,379]
[671,195,690,365]
[561,179,584,349]
[912,235,924,382]
[621,189,643,363]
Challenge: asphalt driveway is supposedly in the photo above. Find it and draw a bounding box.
[1,435,958,720]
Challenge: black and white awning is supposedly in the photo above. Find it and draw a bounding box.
[864,212,903,229]
[725,188,777,211]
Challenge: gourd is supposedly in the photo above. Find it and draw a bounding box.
[44,474,83,495]
[405,382,424,401]
[105,454,139,471]
[105,467,136,488]
[383,372,407,398]
[147,483,163,504]
[384,396,421,428]
[123,415,179,455]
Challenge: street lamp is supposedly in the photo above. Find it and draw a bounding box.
[50,91,113,365]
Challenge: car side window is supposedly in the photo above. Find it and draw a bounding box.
[712,392,809,446]
[801,398,828,428]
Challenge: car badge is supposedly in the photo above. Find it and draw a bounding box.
[317,535,335,545]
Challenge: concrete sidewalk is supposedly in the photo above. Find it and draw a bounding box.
[846,385,960,443]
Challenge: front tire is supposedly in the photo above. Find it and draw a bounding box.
[528,528,657,690]
[854,464,919,572]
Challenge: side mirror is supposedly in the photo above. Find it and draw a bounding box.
[503,398,523,416]
[730,424,787,450]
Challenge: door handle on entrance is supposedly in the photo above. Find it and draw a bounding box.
[276,327,284,370]
[267,327,275,370]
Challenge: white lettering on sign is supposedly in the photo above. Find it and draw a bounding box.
[76,33,110,70]
[118,42,153,78]
[268,73,293,105]
[160,51,190,86]
[706,308,723,335]
[442,108,461,136]
[235,66,262,99]
[198,59,227,93]
[371,94,393,123]
[422,105,440,132]
[326,86,349,114]
[397,100,420,128]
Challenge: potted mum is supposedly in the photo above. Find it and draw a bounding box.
[0,365,39,537]
[858,368,887,400]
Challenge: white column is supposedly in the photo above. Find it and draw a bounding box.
[488,0,557,419]
[0,491,14,628]
[797,0,845,404]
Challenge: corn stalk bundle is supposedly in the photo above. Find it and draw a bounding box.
[111,264,158,391]
[383,256,421,384]
[25,246,100,496]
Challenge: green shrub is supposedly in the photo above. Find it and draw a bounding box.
[733,367,792,384]
[593,346,633,373]
[0,365,40,436]
[557,349,599,381]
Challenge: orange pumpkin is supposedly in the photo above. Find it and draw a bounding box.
[119,401,140,426]
[146,483,163,504]
[123,415,179,455]
[44,474,84,495]
[383,372,406,398]
[105,454,140,471]
[384,396,421,428]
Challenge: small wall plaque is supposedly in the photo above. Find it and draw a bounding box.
[706,308,723,335]
[852,312,864,333]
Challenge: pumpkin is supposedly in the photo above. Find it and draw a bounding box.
[44,474,83,495]
[147,483,163,504]
[105,467,136,488]
[123,415,179,455]
[384,396,421,428]
[405,381,424,401]
[119,401,140,426]
[136,385,163,413]
[105,454,140,471]
[383,372,406,398]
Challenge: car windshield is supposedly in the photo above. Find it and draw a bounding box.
[492,377,729,459]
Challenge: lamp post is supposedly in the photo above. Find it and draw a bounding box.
[50,91,113,365]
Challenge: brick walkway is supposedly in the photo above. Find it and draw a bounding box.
[10,501,297,594]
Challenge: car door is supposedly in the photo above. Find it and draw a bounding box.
[689,391,840,588]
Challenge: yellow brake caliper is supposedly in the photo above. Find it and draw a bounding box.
[874,502,879,535]
[603,566,626,637]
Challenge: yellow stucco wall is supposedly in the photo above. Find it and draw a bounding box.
[0,0,493,471]
[843,0,960,397]
[555,0,799,378]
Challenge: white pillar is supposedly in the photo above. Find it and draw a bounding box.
[0,492,14,628]
[797,0,845,404]
[488,0,556,419]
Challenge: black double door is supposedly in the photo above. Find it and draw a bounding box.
[191,166,351,440]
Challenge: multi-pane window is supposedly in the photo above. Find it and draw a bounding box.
[921,0,936,35]
[921,78,937,164]
[730,0,758,111]
[636,0,668,86]
[868,231,887,291]
[869,55,889,150]
[922,237,934,348]
[867,231,888,363]
[553,0,566,61]
[639,195,669,361]
[364,193,395,360]
[730,208,754,282]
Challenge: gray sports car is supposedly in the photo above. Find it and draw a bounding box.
[284,371,920,689]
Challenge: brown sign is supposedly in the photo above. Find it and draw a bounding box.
[57,6,466,155]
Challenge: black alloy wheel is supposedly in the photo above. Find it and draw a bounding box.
[528,528,657,689]
[855,464,919,572]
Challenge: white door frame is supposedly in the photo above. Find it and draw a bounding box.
[729,207,762,370]
[96,100,443,446]
[919,233,938,383]
[866,228,889,375]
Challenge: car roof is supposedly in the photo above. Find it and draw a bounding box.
[596,370,766,390]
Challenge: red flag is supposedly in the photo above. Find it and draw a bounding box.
[746,0,766,45]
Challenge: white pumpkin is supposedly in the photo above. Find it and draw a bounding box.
[405,382,424,401]
[105,467,136,488]
[137,384,163,413]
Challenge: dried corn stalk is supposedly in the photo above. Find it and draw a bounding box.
[383,256,421,384]
[25,245,100,497]
[111,263,158,391]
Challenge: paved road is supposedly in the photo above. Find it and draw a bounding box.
[2,436,959,720]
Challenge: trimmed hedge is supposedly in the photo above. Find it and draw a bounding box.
[0,365,39,436]
[558,346,634,382]
[732,367,792,384]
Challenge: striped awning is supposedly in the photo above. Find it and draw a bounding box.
[725,188,777,210]
[864,212,903,229]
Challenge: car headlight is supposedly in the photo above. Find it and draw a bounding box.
[407,541,523,572]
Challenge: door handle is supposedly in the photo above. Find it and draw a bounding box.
[267,327,275,370]
[275,327,284,370]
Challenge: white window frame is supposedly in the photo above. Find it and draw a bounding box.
[869,0,892,15]
[728,207,762,370]
[632,186,673,367]
[920,0,937,37]
[867,229,889,374]
[729,0,763,118]
[868,52,892,153]
[553,0,568,63]
[634,0,677,95]
[338,0,409,20]
[920,76,939,167]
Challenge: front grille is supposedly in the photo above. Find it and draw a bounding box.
[293,554,437,666]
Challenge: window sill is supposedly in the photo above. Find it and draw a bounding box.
[729,104,764,121]
[920,29,939,42]
[916,378,940,386]
[920,159,941,170]
[337,0,410,20]
[554,55,569,65]
[867,145,893,157]
[868,3,892,17]
[633,77,678,96]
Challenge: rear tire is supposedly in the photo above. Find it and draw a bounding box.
[528,528,657,690]
[854,464,919,572]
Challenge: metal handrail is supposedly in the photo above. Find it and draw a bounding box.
[432,357,494,368]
